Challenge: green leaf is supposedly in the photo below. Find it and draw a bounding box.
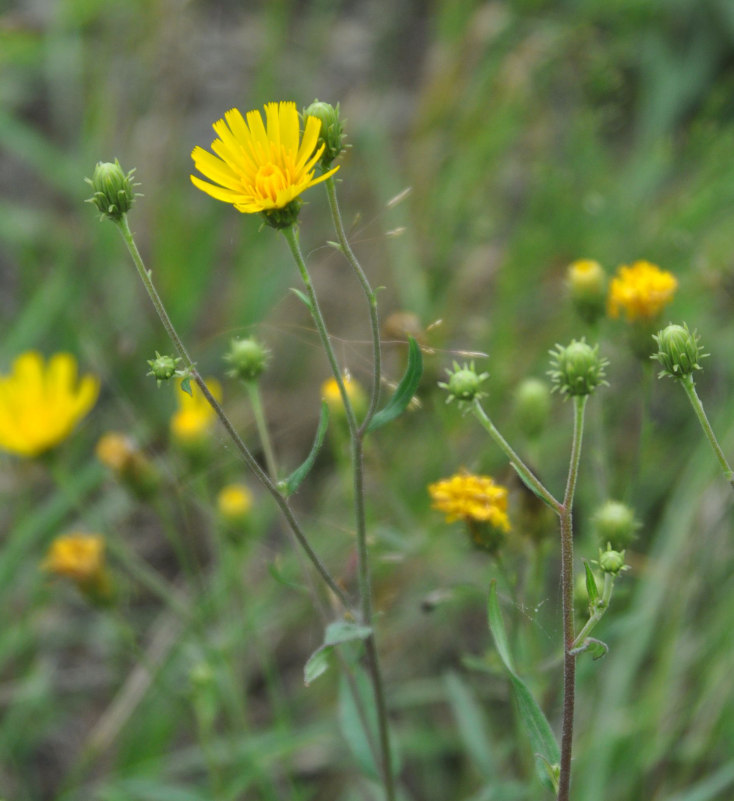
[367,336,423,432]
[282,402,329,496]
[584,561,599,608]
[488,581,559,791]
[509,675,560,771]
[323,620,373,646]
[179,376,192,397]
[487,580,516,674]
[304,646,334,686]
[444,671,495,778]
[289,287,313,311]
[338,666,401,782]
[303,620,373,686]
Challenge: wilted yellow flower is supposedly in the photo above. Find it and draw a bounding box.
[428,471,511,532]
[170,379,221,446]
[607,261,677,321]
[321,374,366,418]
[0,352,99,457]
[43,533,111,601]
[217,483,253,522]
[190,102,340,215]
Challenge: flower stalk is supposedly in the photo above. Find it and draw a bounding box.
[114,215,352,612]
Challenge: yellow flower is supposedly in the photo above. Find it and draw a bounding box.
[607,260,678,321]
[43,533,112,601]
[321,374,366,418]
[0,352,99,457]
[428,471,511,532]
[217,483,253,528]
[170,379,221,446]
[190,101,340,214]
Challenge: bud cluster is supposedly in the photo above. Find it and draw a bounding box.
[224,337,270,382]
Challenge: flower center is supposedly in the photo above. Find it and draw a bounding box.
[255,163,288,202]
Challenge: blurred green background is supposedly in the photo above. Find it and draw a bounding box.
[3,0,734,799]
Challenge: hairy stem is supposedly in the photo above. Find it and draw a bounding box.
[681,374,734,490]
[557,395,587,801]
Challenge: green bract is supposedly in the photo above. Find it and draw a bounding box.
[652,322,707,379]
[86,159,137,221]
[548,339,608,397]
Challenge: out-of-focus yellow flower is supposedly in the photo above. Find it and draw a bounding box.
[96,432,159,498]
[607,261,677,321]
[428,471,511,531]
[321,374,366,418]
[217,484,254,532]
[170,379,221,447]
[0,352,99,457]
[43,533,112,601]
[190,102,339,215]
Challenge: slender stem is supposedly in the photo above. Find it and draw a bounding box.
[281,223,395,801]
[281,225,358,436]
[557,395,587,801]
[114,216,352,613]
[325,176,382,430]
[680,374,734,490]
[245,380,279,480]
[472,400,562,514]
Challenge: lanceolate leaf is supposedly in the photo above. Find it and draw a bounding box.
[282,402,329,496]
[367,337,422,432]
[303,620,373,686]
[584,561,599,608]
[488,580,559,790]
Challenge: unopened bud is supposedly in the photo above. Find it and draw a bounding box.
[303,100,346,167]
[567,259,607,324]
[598,544,627,575]
[548,339,608,397]
[439,361,489,404]
[652,322,707,380]
[224,337,270,382]
[592,500,639,549]
[147,352,181,385]
[85,159,137,221]
[514,378,551,439]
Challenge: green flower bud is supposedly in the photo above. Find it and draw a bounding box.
[224,337,270,382]
[147,351,181,385]
[548,339,608,397]
[567,259,607,324]
[85,159,138,221]
[439,361,489,404]
[598,544,626,575]
[514,378,551,439]
[592,500,639,549]
[303,100,346,167]
[652,322,707,380]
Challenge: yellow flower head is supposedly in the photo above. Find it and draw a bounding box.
[321,374,366,418]
[170,379,221,446]
[428,471,511,532]
[0,352,99,458]
[43,533,106,582]
[43,533,112,602]
[190,102,340,214]
[217,483,253,521]
[607,260,678,321]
